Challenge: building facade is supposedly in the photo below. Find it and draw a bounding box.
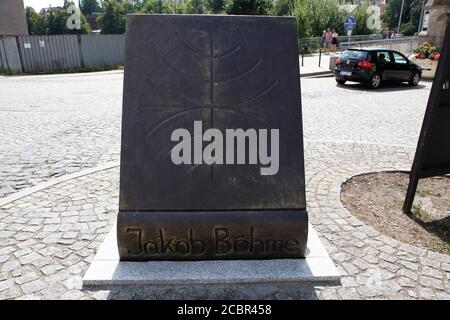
[0,0,28,36]
[419,0,450,49]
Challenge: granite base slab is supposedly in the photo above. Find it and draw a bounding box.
[82,224,341,299]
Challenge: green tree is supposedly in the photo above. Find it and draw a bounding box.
[382,0,422,33]
[401,22,418,36]
[25,7,40,34]
[142,0,171,13]
[98,0,126,34]
[184,0,205,14]
[409,1,422,30]
[25,4,90,35]
[274,0,293,16]
[141,0,204,14]
[224,0,274,15]
[206,0,224,13]
[351,3,377,36]
[79,0,99,14]
[290,0,347,37]
[119,0,143,13]
[167,0,185,13]
[289,0,310,38]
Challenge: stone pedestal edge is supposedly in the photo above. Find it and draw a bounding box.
[82,223,341,289]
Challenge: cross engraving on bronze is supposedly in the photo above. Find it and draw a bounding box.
[138,35,279,179]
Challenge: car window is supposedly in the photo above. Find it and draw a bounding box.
[376,51,392,63]
[341,50,368,60]
[392,52,408,64]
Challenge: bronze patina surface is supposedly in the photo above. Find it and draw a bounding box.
[118,14,308,260]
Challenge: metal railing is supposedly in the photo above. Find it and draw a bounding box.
[339,37,419,55]
[299,34,381,53]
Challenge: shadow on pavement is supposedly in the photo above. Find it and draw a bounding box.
[86,284,320,300]
[336,82,427,92]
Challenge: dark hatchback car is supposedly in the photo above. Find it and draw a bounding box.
[335,48,422,89]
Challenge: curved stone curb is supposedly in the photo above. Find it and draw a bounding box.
[335,167,450,264]
[0,162,119,209]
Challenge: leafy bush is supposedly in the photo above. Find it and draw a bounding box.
[400,22,417,36]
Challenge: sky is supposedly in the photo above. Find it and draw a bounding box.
[23,0,66,11]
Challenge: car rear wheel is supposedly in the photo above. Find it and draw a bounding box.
[409,72,420,86]
[336,79,346,85]
[368,74,381,89]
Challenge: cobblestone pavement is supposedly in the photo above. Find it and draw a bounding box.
[0,72,122,198]
[0,73,449,299]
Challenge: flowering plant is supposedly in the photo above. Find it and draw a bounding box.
[413,42,441,60]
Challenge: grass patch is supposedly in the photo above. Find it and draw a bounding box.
[416,189,427,196]
[411,202,433,221]
[0,67,13,76]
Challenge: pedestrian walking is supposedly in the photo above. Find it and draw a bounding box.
[331,29,338,53]
[324,28,333,55]
[321,30,326,49]
[381,27,394,40]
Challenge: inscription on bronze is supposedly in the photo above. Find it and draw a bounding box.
[124,227,301,257]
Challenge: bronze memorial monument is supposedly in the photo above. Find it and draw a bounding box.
[117,14,308,260]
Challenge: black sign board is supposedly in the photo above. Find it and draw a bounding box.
[117,15,308,260]
[404,14,450,213]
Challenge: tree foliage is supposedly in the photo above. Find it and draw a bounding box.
[290,0,347,37]
[206,0,225,13]
[25,7,42,35]
[289,0,310,38]
[382,0,422,34]
[350,3,375,36]
[98,0,126,34]
[184,0,206,14]
[289,0,378,38]
[141,0,205,14]
[79,0,100,14]
[25,4,91,35]
[224,0,274,15]
[274,0,293,16]
[119,0,145,13]
[141,0,170,13]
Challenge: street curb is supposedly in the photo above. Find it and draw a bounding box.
[301,71,333,78]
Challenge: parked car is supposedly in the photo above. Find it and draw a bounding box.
[334,48,422,89]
